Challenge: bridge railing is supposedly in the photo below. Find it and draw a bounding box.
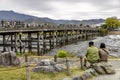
[0,24,98,32]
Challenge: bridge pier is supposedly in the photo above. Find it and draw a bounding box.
[11,34,14,51]
[3,34,6,52]
[28,33,32,54]
[37,32,40,55]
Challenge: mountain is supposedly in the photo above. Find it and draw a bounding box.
[0,10,38,20]
[0,10,105,25]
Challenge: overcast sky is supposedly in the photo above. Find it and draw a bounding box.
[0,0,120,20]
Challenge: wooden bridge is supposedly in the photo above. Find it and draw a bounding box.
[0,24,100,55]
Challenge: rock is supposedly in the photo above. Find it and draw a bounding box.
[36,59,56,66]
[109,54,118,58]
[111,49,118,52]
[92,63,106,75]
[9,51,16,57]
[0,51,20,66]
[33,66,55,73]
[101,62,116,74]
[33,59,64,73]
[92,62,115,75]
[89,69,98,76]
[54,64,64,72]
[81,74,87,80]
[84,70,93,78]
[73,76,82,80]
[63,78,72,80]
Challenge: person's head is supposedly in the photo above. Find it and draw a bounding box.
[100,43,106,48]
[89,41,94,47]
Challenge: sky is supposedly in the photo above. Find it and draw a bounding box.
[0,0,120,20]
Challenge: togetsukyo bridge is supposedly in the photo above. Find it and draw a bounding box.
[0,23,100,55]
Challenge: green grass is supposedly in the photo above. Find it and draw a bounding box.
[0,66,84,80]
[3,55,118,80]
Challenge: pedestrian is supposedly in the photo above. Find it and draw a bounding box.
[84,41,100,67]
[99,43,109,62]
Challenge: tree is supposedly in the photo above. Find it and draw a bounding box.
[99,27,107,36]
[80,24,83,26]
[105,16,120,30]
[101,24,107,29]
[99,16,120,36]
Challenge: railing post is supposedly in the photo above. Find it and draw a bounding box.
[54,55,57,62]
[80,56,84,69]
[25,53,31,80]
[66,57,70,76]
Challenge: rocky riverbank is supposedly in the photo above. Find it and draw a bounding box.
[45,35,120,80]
[46,35,120,57]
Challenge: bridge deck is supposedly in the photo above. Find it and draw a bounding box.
[0,27,98,34]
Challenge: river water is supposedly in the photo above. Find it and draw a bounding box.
[46,35,120,57]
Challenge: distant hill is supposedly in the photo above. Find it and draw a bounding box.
[0,10,38,20]
[0,10,105,25]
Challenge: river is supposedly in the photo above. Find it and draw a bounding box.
[46,35,120,57]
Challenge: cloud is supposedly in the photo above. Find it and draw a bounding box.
[0,0,120,20]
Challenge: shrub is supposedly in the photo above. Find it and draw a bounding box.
[57,50,68,58]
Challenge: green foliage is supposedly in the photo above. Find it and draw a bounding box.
[105,16,120,30]
[28,52,37,55]
[57,50,68,58]
[99,27,108,36]
[16,52,24,56]
[99,16,120,35]
[101,24,107,29]
[57,50,75,58]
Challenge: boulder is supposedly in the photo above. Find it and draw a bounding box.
[33,66,55,73]
[54,64,64,72]
[101,62,115,74]
[73,76,82,80]
[36,59,56,66]
[92,62,115,75]
[92,63,106,74]
[33,59,64,73]
[0,51,20,66]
